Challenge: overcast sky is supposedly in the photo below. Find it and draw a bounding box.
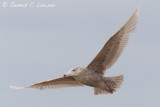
[0,0,160,107]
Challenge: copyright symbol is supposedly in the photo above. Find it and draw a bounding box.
[3,2,8,7]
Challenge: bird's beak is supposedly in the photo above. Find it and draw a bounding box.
[64,74,67,78]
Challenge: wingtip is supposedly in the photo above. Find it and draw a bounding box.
[9,85,24,89]
[135,5,140,16]
[136,5,140,9]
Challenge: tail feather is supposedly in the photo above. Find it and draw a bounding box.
[106,75,124,90]
[94,75,124,95]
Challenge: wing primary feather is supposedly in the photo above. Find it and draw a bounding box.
[10,76,83,90]
[86,7,139,74]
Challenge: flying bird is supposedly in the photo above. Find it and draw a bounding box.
[10,7,139,95]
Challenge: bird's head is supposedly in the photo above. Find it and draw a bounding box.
[64,67,82,77]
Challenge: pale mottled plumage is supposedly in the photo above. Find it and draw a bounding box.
[10,7,139,95]
[10,76,83,90]
[87,7,139,75]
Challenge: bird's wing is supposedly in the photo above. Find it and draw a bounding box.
[86,7,139,75]
[10,76,83,90]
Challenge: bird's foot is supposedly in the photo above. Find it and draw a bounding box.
[105,87,114,94]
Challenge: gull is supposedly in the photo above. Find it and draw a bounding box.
[10,7,139,95]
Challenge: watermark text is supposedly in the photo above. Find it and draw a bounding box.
[2,1,55,8]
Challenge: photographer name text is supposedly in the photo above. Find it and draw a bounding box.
[2,2,55,8]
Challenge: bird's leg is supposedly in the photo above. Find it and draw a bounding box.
[105,87,114,94]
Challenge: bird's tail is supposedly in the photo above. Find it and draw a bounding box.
[94,75,124,95]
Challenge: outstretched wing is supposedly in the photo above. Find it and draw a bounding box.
[10,76,83,90]
[87,7,139,75]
